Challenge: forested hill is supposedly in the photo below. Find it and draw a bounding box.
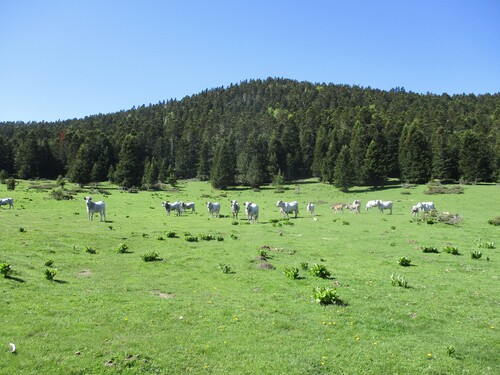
[0,78,498,189]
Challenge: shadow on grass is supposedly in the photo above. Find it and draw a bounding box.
[6,276,25,283]
[54,279,69,284]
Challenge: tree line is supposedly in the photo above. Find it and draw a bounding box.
[0,78,498,190]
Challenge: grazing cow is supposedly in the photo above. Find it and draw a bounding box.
[346,199,361,213]
[230,200,240,220]
[331,203,345,213]
[0,198,14,209]
[411,205,420,216]
[377,200,393,214]
[244,202,259,222]
[416,201,436,213]
[207,202,221,218]
[162,201,183,216]
[84,196,106,222]
[276,200,299,218]
[182,202,196,214]
[306,202,315,216]
[365,200,381,211]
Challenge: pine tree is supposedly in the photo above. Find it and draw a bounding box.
[114,134,143,188]
[363,140,387,188]
[210,138,235,189]
[334,145,353,192]
[14,131,39,179]
[458,130,493,183]
[196,139,211,181]
[68,143,93,187]
[349,121,369,184]
[398,121,431,183]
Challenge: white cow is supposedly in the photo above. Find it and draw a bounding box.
[182,202,196,213]
[207,202,221,218]
[347,199,361,213]
[162,201,183,216]
[0,198,14,209]
[85,196,106,222]
[377,200,393,214]
[416,201,436,213]
[411,205,420,216]
[365,200,381,211]
[244,202,259,222]
[276,200,299,218]
[306,202,315,216]
[231,200,240,220]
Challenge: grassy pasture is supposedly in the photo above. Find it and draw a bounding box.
[1,180,499,374]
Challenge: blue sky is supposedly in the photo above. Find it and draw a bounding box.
[1,0,499,122]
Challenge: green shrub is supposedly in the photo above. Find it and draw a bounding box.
[230,233,238,240]
[313,286,343,305]
[257,249,268,259]
[142,252,161,262]
[49,189,73,200]
[310,263,331,278]
[45,268,57,281]
[217,236,224,241]
[218,263,232,274]
[390,273,408,288]
[116,243,128,253]
[6,178,16,191]
[300,262,309,270]
[443,246,459,255]
[342,221,350,225]
[44,259,54,267]
[184,235,198,242]
[18,227,25,233]
[398,257,412,267]
[231,220,239,225]
[199,234,216,241]
[487,217,500,226]
[422,246,439,253]
[470,250,482,260]
[165,231,177,238]
[85,246,96,254]
[283,267,300,280]
[1,262,12,278]
[477,242,495,249]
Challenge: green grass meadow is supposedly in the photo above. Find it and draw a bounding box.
[1,180,499,374]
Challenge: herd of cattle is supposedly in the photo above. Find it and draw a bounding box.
[0,196,438,223]
[157,199,438,223]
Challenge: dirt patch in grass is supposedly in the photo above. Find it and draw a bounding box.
[152,290,175,299]
[258,261,275,270]
[78,269,92,277]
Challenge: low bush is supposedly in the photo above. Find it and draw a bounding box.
[45,268,57,281]
[116,243,128,253]
[283,267,300,280]
[398,257,412,267]
[257,249,268,259]
[300,262,309,270]
[477,242,495,249]
[1,262,12,278]
[470,250,482,260]
[312,286,343,305]
[44,259,54,267]
[85,246,97,254]
[310,263,331,279]
[142,252,161,262]
[218,263,232,274]
[391,273,408,288]
[199,234,216,241]
[421,246,439,253]
[443,246,459,255]
[230,233,238,240]
[487,217,500,226]
[184,235,198,242]
[49,189,73,200]
[165,231,177,238]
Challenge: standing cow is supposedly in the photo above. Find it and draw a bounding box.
[276,201,299,218]
[306,202,315,216]
[231,200,240,220]
[0,198,14,209]
[207,202,221,218]
[244,202,259,223]
[85,196,106,222]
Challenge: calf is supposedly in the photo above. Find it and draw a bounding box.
[306,202,315,216]
[85,196,106,222]
[182,202,196,213]
[331,203,345,213]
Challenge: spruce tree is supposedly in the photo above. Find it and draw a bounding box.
[334,145,353,192]
[398,121,431,183]
[210,138,235,189]
[114,134,143,188]
[349,121,369,184]
[68,143,93,187]
[458,130,493,183]
[363,140,387,188]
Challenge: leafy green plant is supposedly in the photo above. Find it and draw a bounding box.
[283,267,300,280]
[391,273,408,288]
[421,246,439,253]
[1,262,12,278]
[44,259,54,267]
[300,262,309,270]
[310,263,331,279]
[199,234,216,241]
[230,233,238,240]
[165,231,177,238]
[218,263,232,274]
[312,286,343,305]
[487,216,500,226]
[85,246,96,254]
[45,268,57,281]
[390,226,396,230]
[18,227,25,233]
[398,257,412,267]
[142,252,161,262]
[217,235,224,241]
[446,345,456,357]
[231,220,239,225]
[257,249,268,259]
[443,245,459,255]
[342,221,350,225]
[477,242,495,249]
[116,243,128,253]
[156,236,164,240]
[470,250,482,259]
[184,235,198,242]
